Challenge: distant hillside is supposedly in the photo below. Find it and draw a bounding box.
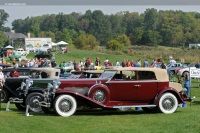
[26,46,199,65]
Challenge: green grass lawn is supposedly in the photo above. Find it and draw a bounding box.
[2,48,200,133]
[0,79,199,133]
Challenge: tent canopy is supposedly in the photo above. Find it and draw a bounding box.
[4,45,14,49]
[51,42,57,46]
[56,41,68,45]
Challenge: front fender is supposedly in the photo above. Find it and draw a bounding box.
[28,87,45,93]
[156,87,184,105]
[55,89,107,108]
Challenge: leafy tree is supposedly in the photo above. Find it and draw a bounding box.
[0,32,8,48]
[38,31,55,42]
[74,33,87,49]
[130,27,144,45]
[0,9,9,27]
[74,33,99,49]
[62,28,72,45]
[106,40,124,50]
[40,14,58,32]
[116,34,131,47]
[142,30,162,45]
[144,8,158,30]
[86,34,99,49]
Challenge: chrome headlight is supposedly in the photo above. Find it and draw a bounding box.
[47,83,53,91]
[25,78,33,90]
[53,79,61,90]
[180,88,187,95]
[21,82,26,90]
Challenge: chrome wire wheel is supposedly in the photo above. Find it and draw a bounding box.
[1,89,6,102]
[59,99,72,113]
[93,90,106,103]
[26,92,43,112]
[159,93,178,114]
[54,95,77,117]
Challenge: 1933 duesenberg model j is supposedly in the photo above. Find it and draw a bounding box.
[36,67,191,117]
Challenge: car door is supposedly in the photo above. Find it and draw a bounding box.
[107,70,158,102]
[133,71,158,101]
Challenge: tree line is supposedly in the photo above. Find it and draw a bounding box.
[1,8,200,50]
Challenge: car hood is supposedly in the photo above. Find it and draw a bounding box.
[59,79,108,90]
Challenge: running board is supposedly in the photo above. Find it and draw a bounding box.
[113,105,156,108]
[113,104,186,109]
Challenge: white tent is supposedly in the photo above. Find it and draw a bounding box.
[56,41,68,45]
[4,45,14,49]
[51,42,57,46]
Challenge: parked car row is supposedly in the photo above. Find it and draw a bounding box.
[1,67,192,117]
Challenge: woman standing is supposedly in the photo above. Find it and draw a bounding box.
[184,72,190,98]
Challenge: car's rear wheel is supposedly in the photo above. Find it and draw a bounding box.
[159,93,178,114]
[26,92,43,112]
[54,95,77,117]
[1,89,9,102]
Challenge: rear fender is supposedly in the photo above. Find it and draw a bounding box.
[155,87,184,106]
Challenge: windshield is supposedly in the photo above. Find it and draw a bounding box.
[99,71,116,79]
[64,63,73,67]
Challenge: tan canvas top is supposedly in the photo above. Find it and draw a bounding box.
[105,67,169,81]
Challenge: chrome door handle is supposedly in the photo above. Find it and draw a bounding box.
[134,85,141,87]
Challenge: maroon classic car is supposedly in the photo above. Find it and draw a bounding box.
[40,67,190,117]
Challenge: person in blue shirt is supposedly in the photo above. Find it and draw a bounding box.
[134,60,140,67]
[184,72,191,98]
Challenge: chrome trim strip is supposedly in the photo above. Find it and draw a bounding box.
[107,80,164,83]
[113,105,156,108]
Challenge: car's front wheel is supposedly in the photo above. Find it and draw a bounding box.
[1,89,9,102]
[26,92,43,112]
[54,95,77,117]
[159,93,178,114]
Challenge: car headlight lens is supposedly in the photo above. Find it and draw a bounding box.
[25,78,33,90]
[21,82,26,90]
[53,79,61,90]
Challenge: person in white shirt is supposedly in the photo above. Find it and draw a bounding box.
[0,67,5,87]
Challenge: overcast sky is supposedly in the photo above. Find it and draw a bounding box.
[1,5,200,28]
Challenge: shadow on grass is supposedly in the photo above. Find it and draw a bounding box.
[74,109,157,116]
[190,101,200,105]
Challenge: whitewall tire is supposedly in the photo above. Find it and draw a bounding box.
[54,95,77,117]
[159,93,178,114]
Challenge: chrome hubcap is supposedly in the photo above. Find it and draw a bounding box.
[29,96,42,112]
[94,90,106,102]
[1,90,5,101]
[162,97,174,110]
[59,100,71,112]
